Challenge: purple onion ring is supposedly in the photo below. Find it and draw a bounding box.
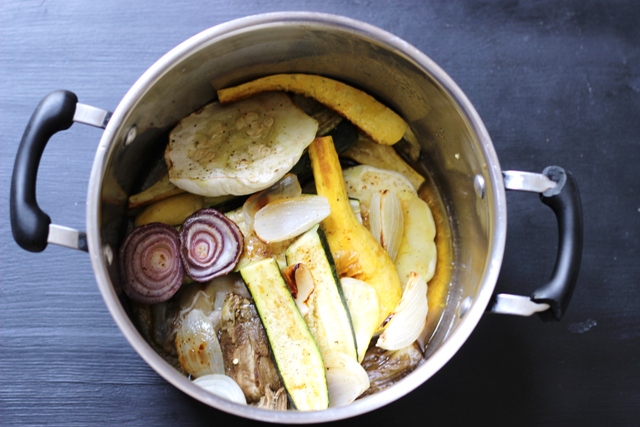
[180,208,244,282]
[119,223,184,304]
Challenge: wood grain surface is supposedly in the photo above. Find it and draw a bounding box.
[1,1,639,426]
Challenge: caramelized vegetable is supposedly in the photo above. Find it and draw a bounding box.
[361,342,423,397]
[128,174,183,208]
[308,136,403,327]
[134,192,204,227]
[343,165,437,286]
[341,134,425,190]
[217,74,408,146]
[219,293,283,404]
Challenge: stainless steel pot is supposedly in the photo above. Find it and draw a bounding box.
[10,12,582,424]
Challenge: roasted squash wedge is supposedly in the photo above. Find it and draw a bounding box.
[308,136,403,327]
[217,74,407,146]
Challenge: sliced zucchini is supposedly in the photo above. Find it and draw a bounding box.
[240,258,328,411]
[285,225,358,361]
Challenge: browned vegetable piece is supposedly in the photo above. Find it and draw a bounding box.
[128,174,184,209]
[219,293,283,404]
[134,193,205,227]
[360,342,423,397]
[256,387,288,410]
[342,134,425,190]
[309,136,403,327]
[217,74,408,146]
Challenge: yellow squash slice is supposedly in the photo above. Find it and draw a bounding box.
[217,74,407,146]
[308,136,403,327]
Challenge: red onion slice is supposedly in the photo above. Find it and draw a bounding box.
[180,208,243,282]
[119,223,184,304]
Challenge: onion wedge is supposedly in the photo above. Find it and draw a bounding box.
[376,272,429,351]
[324,352,370,407]
[176,309,225,378]
[192,374,247,405]
[242,173,302,229]
[253,195,331,243]
[368,190,404,261]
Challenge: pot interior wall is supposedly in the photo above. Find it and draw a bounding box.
[98,16,496,409]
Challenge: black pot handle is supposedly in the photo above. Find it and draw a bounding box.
[10,90,78,252]
[11,90,110,253]
[534,166,583,320]
[488,166,583,321]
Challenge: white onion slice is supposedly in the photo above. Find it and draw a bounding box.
[175,309,225,378]
[242,173,302,229]
[324,352,370,407]
[376,272,428,351]
[368,190,404,261]
[192,374,247,405]
[253,195,331,242]
[340,277,380,362]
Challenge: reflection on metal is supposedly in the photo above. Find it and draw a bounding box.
[503,170,556,194]
[474,174,485,199]
[489,293,550,317]
[48,224,88,252]
[73,103,112,129]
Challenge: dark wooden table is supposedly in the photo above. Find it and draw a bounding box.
[2,1,639,425]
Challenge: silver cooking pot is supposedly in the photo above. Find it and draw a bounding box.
[10,12,582,424]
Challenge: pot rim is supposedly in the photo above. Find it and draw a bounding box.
[86,11,507,423]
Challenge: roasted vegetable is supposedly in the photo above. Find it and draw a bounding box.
[376,272,428,351]
[175,308,225,378]
[219,293,283,404]
[254,195,331,243]
[119,223,184,304]
[361,342,423,397]
[217,74,408,146]
[165,92,318,197]
[225,208,295,271]
[342,165,437,286]
[341,134,425,190]
[368,189,404,261]
[285,225,358,361]
[134,192,204,227]
[128,173,183,208]
[240,258,329,411]
[256,387,288,410]
[179,208,244,282]
[324,351,370,407]
[308,136,403,327]
[192,374,247,405]
[340,278,380,362]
